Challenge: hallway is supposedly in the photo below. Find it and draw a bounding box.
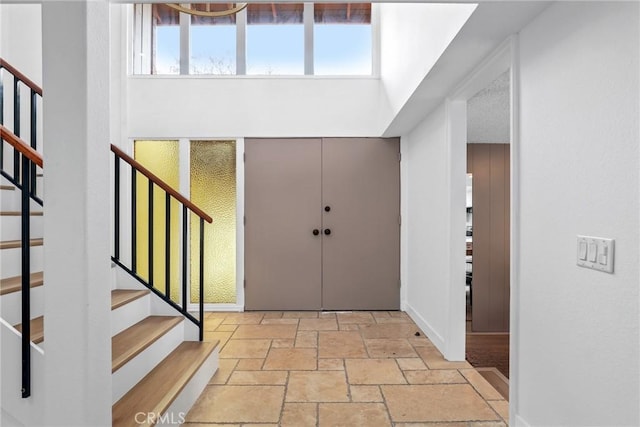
[186,311,509,426]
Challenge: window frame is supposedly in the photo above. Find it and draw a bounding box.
[132,2,379,77]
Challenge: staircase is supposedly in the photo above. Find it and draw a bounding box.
[0,58,218,426]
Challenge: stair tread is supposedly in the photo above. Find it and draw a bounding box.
[14,315,44,344]
[111,289,150,310]
[112,341,218,427]
[0,185,14,191]
[0,211,44,216]
[0,271,44,295]
[0,238,44,250]
[112,316,183,373]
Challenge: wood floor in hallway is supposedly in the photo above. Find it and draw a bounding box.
[184,311,509,426]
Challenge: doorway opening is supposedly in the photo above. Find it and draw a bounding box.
[463,70,511,400]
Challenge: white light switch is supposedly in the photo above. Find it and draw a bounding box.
[577,235,614,273]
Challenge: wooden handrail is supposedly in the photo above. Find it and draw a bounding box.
[110,144,213,223]
[0,125,43,168]
[0,58,43,96]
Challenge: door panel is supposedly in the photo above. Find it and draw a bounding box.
[321,138,400,310]
[245,139,323,310]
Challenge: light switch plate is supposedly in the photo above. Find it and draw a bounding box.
[577,235,614,273]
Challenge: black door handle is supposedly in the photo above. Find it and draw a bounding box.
[313,229,320,236]
[324,229,331,235]
[324,206,331,212]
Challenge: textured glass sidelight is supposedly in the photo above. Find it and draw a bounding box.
[134,140,181,303]
[190,140,237,303]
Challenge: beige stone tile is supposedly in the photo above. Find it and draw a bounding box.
[350,385,383,402]
[232,324,297,339]
[299,318,338,331]
[408,336,434,347]
[184,424,240,427]
[227,370,287,385]
[337,312,375,324]
[375,316,414,324]
[295,330,318,348]
[318,358,344,370]
[318,331,367,358]
[360,323,423,339]
[404,370,467,384]
[365,339,418,358]
[216,324,239,332]
[220,339,271,359]
[318,403,391,427]
[459,369,504,401]
[242,424,279,427]
[416,347,472,369]
[469,422,508,427]
[389,311,410,318]
[339,324,360,331]
[205,312,230,319]
[371,311,392,318]
[186,385,284,423]
[488,400,509,421]
[263,348,317,371]
[319,312,337,319]
[282,311,319,318]
[203,317,223,331]
[235,358,265,370]
[381,384,500,422]
[260,318,300,325]
[209,358,238,384]
[286,371,349,402]
[204,331,233,347]
[396,358,428,370]
[221,313,265,324]
[345,359,406,385]
[281,403,317,427]
[271,338,294,348]
[394,423,468,427]
[261,311,283,319]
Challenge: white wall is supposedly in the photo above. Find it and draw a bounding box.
[515,2,639,425]
[0,4,42,85]
[403,104,450,351]
[379,3,476,116]
[127,77,391,138]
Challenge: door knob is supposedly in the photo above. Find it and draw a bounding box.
[312,229,320,236]
[324,229,331,235]
[324,206,331,212]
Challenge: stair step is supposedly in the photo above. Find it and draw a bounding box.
[0,211,44,216]
[14,315,44,344]
[0,185,14,190]
[112,341,217,427]
[0,271,44,295]
[0,238,43,250]
[112,316,183,373]
[111,289,150,310]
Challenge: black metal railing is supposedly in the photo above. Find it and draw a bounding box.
[111,144,211,341]
[0,125,42,399]
[0,58,43,206]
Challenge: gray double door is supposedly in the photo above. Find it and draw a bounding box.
[245,138,400,311]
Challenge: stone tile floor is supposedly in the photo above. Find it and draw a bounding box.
[185,311,509,426]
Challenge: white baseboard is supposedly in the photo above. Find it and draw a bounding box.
[404,302,446,351]
[514,414,531,427]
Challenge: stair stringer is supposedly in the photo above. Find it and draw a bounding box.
[0,320,45,426]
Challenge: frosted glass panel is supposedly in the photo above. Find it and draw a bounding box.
[134,140,181,303]
[190,140,237,303]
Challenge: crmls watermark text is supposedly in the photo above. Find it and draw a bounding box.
[135,412,186,425]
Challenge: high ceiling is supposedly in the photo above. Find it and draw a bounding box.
[467,70,510,144]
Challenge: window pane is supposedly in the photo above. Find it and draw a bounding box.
[247,3,304,75]
[314,3,371,75]
[190,4,236,75]
[152,4,180,74]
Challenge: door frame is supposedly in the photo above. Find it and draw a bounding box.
[446,35,519,422]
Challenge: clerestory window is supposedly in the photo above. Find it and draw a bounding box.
[132,3,375,76]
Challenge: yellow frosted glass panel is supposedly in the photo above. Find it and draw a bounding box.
[190,140,236,303]
[134,140,181,303]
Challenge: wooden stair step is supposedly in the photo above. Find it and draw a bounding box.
[0,211,44,216]
[112,316,183,373]
[14,315,44,344]
[0,271,44,295]
[112,341,218,427]
[111,289,150,310]
[0,238,44,250]
[0,185,14,190]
